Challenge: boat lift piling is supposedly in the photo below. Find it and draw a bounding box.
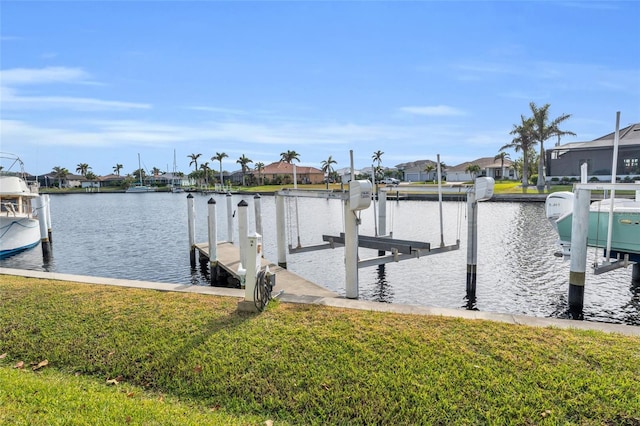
[276,194,287,268]
[207,198,219,284]
[568,183,590,317]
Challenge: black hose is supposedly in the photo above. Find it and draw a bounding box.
[254,269,274,312]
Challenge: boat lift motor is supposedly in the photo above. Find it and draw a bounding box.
[349,180,373,211]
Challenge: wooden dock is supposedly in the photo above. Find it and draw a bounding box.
[195,242,338,298]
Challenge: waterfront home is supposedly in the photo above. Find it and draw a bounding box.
[546,122,640,181]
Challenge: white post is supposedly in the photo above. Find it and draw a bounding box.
[605,111,621,262]
[635,181,640,202]
[276,194,287,268]
[245,233,259,303]
[466,192,478,301]
[568,187,590,317]
[187,194,196,268]
[207,198,218,284]
[34,197,51,258]
[345,199,359,299]
[237,200,249,270]
[293,164,297,189]
[43,194,52,243]
[226,192,233,243]
[378,190,387,237]
[237,232,262,312]
[437,154,444,247]
[254,194,263,238]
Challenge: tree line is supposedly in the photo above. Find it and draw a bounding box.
[45,102,573,190]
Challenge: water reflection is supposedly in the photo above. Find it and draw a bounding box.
[363,265,394,303]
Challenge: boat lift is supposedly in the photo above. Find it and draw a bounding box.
[274,151,495,299]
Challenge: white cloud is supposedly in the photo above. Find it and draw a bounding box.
[3,91,151,110]
[0,66,91,85]
[400,105,466,117]
[0,66,150,111]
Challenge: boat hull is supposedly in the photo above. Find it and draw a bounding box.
[126,185,155,193]
[0,216,41,258]
[556,210,640,255]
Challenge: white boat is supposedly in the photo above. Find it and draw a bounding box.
[126,153,155,193]
[0,155,41,258]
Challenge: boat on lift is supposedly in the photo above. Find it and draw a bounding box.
[545,112,640,263]
[545,191,640,261]
[0,153,41,258]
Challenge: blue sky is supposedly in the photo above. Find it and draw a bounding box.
[1,1,639,176]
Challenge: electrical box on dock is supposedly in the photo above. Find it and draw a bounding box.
[349,180,372,211]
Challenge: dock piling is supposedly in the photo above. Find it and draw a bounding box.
[43,194,52,243]
[254,194,263,238]
[276,194,287,268]
[238,200,249,271]
[187,194,196,268]
[207,198,218,284]
[226,192,233,243]
[568,187,590,318]
[466,192,478,301]
[34,196,51,259]
[632,264,640,286]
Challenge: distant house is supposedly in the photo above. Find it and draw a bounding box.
[36,172,85,188]
[335,167,362,183]
[395,160,440,182]
[260,162,324,185]
[446,157,517,182]
[546,123,640,179]
[99,174,127,188]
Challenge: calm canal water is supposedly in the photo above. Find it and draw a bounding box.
[2,192,638,326]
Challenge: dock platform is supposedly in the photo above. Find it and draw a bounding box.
[195,242,337,298]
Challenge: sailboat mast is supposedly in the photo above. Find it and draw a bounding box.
[138,153,143,186]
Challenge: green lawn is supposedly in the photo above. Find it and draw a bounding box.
[2,275,640,425]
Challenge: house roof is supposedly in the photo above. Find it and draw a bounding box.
[262,161,323,174]
[395,160,438,171]
[551,122,640,151]
[99,174,126,181]
[447,157,514,172]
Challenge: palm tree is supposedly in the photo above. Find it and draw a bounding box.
[254,162,265,185]
[372,150,384,167]
[52,166,69,188]
[236,155,253,186]
[113,164,123,176]
[211,152,228,185]
[465,164,482,181]
[424,164,435,182]
[528,102,575,191]
[75,163,90,177]
[320,155,338,190]
[501,115,537,190]
[494,152,511,180]
[199,162,210,187]
[151,167,162,176]
[187,153,202,172]
[85,171,97,180]
[280,150,300,163]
